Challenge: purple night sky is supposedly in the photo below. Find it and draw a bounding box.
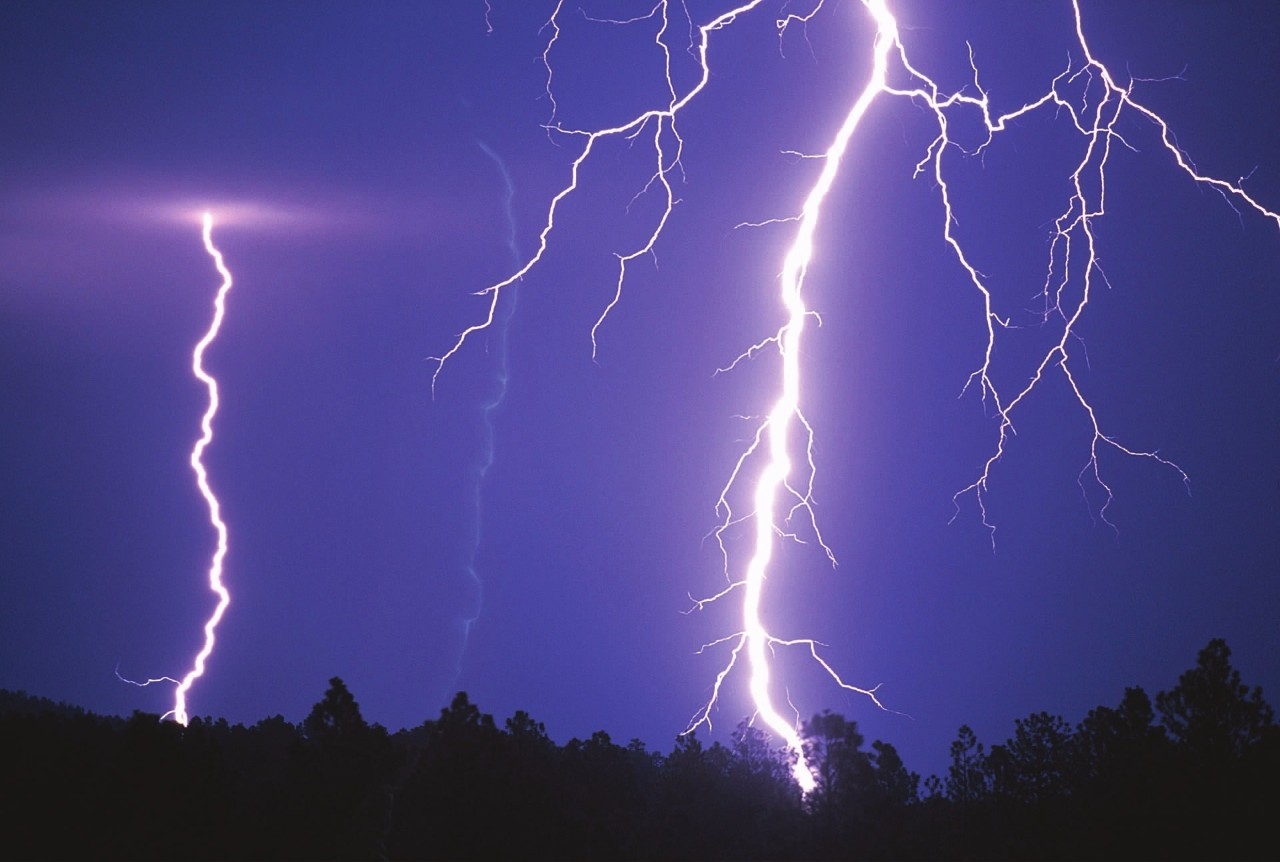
[2,1,1278,781]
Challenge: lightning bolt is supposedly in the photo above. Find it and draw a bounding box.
[169,210,236,726]
[120,211,234,726]
[440,1,1278,792]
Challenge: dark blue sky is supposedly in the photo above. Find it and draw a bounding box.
[2,1,1278,781]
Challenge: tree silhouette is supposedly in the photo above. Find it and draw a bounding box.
[1156,638,1275,764]
[3,639,1275,860]
[1152,639,1278,859]
[870,739,919,808]
[303,677,365,744]
[945,724,988,804]
[295,677,394,860]
[802,710,875,856]
[987,711,1074,804]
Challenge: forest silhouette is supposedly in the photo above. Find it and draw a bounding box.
[3,638,1274,860]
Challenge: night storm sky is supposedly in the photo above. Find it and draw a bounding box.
[2,0,1278,781]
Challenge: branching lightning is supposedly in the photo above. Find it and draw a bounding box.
[439,1,1279,792]
[120,212,234,726]
[901,4,1280,542]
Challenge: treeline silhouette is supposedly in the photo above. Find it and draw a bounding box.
[2,638,1275,860]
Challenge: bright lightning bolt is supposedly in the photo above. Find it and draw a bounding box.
[440,0,1279,793]
[687,0,901,795]
[172,211,236,726]
[120,211,234,726]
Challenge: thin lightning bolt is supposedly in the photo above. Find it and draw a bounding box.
[440,1,1279,792]
[926,4,1280,541]
[120,212,234,726]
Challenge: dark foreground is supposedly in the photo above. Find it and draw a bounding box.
[2,638,1275,860]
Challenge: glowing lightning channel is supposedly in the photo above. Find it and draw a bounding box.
[131,211,239,726]
[167,211,236,726]
[439,0,1279,793]
[127,212,235,726]
[125,212,235,724]
[690,0,902,794]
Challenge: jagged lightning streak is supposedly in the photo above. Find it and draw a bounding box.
[169,210,235,726]
[121,212,234,726]
[441,0,1278,791]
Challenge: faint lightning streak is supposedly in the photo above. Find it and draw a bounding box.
[453,140,523,665]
